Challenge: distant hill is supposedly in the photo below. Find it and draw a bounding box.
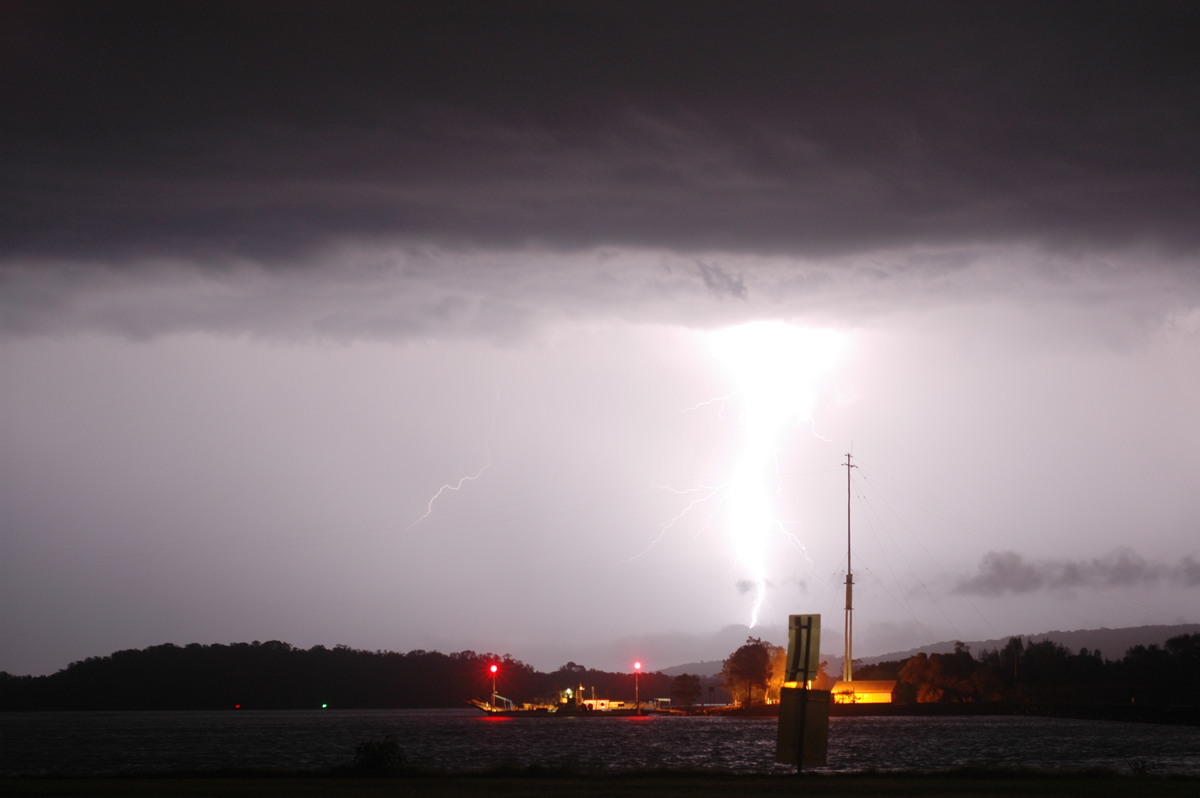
[661,624,1200,676]
[857,623,1200,666]
[660,660,726,678]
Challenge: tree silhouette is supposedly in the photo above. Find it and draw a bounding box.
[670,674,702,707]
[721,637,773,707]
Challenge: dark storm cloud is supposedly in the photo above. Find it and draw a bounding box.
[954,549,1200,597]
[3,0,1199,271]
[695,261,746,300]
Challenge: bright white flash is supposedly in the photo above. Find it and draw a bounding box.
[709,321,845,627]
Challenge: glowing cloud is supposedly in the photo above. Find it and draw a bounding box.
[708,321,846,626]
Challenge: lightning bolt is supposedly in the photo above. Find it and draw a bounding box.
[708,321,846,627]
[625,325,842,628]
[679,393,737,417]
[406,369,506,532]
[623,483,726,562]
[406,453,491,531]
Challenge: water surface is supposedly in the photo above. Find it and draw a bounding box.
[3,709,1198,777]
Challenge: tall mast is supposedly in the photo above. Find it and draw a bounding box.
[842,453,856,682]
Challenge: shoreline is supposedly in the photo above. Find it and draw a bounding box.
[701,702,1200,726]
[4,769,1200,798]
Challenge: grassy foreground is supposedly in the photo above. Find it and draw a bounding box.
[3,770,1199,798]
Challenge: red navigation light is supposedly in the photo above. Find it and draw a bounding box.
[633,661,642,671]
[487,663,499,702]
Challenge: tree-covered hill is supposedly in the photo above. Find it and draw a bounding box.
[4,632,1196,711]
[0,641,695,711]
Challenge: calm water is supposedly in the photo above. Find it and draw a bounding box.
[3,709,1199,777]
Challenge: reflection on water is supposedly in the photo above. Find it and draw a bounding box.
[3,709,1199,777]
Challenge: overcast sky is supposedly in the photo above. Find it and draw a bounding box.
[3,1,1198,677]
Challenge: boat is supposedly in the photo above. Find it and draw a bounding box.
[467,694,555,716]
[468,684,644,717]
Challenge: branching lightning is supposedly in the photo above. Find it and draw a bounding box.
[706,322,846,627]
[679,393,737,417]
[623,483,725,562]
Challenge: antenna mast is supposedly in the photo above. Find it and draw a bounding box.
[842,453,856,682]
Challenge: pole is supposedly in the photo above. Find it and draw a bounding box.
[794,615,814,773]
[843,453,856,683]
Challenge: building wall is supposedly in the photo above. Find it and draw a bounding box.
[831,680,896,704]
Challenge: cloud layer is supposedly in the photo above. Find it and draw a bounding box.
[956,549,1200,597]
[5,3,1199,267]
[4,3,1199,345]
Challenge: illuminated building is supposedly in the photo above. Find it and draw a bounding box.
[831,679,896,704]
